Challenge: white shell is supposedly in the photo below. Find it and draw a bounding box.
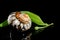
[7,12,32,31]
[7,12,16,24]
[12,19,20,27]
[20,23,24,30]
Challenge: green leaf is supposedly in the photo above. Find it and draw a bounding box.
[34,23,54,30]
[0,20,8,27]
[21,11,48,26]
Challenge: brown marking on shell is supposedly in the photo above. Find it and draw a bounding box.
[15,12,30,24]
[15,12,21,19]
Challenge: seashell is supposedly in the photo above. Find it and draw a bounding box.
[7,12,32,31]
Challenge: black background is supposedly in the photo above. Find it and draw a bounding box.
[0,0,58,40]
